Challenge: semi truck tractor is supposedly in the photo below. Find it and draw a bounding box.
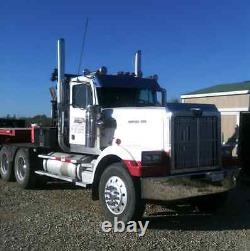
[0,39,239,223]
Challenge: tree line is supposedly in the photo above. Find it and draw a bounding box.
[5,114,52,127]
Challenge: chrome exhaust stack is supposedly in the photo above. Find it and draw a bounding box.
[57,39,65,105]
[135,50,142,77]
[57,38,70,152]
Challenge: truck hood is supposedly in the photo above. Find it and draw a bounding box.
[100,104,219,161]
[101,107,170,156]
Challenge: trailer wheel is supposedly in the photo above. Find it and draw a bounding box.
[14,148,35,189]
[99,162,145,224]
[0,146,15,181]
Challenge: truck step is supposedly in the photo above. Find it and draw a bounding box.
[35,170,89,187]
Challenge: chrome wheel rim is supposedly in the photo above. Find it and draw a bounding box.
[16,157,26,181]
[1,153,8,175]
[104,176,127,215]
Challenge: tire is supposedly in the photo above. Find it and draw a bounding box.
[14,148,36,189]
[0,146,15,181]
[191,192,229,213]
[99,162,145,224]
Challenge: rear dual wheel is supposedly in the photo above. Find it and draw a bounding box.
[0,146,36,188]
[0,146,15,181]
[14,148,36,189]
[0,146,47,188]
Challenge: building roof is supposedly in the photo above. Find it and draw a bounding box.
[181,80,250,99]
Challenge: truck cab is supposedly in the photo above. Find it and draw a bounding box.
[0,39,239,224]
[69,73,166,153]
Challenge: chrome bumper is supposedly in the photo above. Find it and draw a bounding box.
[141,168,239,201]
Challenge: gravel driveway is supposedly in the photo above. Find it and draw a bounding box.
[1,178,250,250]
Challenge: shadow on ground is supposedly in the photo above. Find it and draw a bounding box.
[33,180,84,190]
[32,176,250,231]
[144,182,250,231]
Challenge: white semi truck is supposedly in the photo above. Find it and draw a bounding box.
[0,39,238,223]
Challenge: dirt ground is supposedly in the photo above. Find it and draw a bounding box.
[1,178,250,250]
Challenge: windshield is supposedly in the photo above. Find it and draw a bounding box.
[97,87,162,108]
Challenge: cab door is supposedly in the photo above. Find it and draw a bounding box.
[69,82,93,146]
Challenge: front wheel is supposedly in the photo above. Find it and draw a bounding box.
[99,162,145,223]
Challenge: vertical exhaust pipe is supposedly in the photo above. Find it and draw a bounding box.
[135,50,142,77]
[57,39,70,152]
[57,39,65,105]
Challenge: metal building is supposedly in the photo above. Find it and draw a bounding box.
[181,81,250,157]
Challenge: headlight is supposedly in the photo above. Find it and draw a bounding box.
[141,151,163,166]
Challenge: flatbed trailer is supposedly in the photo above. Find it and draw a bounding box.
[0,128,33,144]
[0,125,58,146]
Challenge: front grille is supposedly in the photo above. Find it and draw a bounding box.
[173,116,219,170]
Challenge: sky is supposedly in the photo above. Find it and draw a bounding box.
[1,0,250,116]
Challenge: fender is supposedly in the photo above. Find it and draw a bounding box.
[91,145,143,182]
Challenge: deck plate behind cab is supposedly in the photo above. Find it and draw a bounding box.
[0,128,32,144]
